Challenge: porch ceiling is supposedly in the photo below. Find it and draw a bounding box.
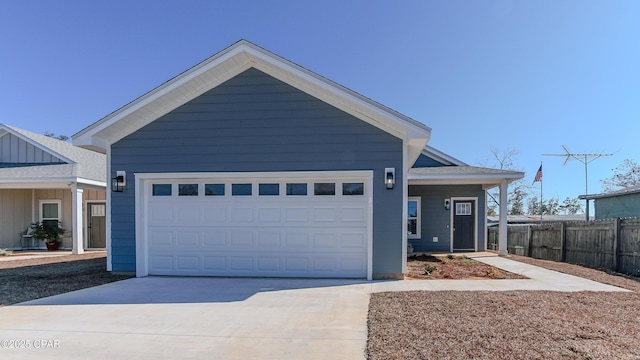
[408,166,524,189]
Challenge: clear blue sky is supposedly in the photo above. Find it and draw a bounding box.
[1,1,639,209]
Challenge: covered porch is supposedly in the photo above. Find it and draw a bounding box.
[408,166,524,256]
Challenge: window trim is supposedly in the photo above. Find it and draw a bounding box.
[39,199,62,230]
[408,197,421,239]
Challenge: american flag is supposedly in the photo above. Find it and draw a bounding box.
[533,165,542,184]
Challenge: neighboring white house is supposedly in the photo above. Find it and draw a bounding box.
[0,124,107,252]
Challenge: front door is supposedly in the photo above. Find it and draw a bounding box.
[88,203,106,248]
[453,200,475,251]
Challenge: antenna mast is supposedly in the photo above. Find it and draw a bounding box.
[542,145,613,221]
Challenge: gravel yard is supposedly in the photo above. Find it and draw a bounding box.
[368,255,640,360]
[0,251,133,306]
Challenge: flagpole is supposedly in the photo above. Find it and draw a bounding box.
[540,161,543,224]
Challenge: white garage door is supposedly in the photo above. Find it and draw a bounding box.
[141,172,371,278]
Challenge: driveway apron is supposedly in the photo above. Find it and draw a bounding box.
[0,255,628,359]
[0,278,371,360]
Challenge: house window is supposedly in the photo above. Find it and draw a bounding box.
[40,200,61,230]
[178,184,198,196]
[205,184,225,196]
[232,183,252,196]
[456,202,472,216]
[342,182,364,195]
[259,183,279,196]
[286,183,307,196]
[152,184,172,196]
[408,197,421,239]
[314,183,335,195]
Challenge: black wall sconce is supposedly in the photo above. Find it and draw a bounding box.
[444,198,451,210]
[112,171,126,192]
[385,168,395,189]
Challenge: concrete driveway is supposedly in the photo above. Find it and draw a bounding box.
[0,255,628,359]
[0,277,371,360]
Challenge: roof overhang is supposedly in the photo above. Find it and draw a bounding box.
[73,40,431,161]
[580,186,640,200]
[408,167,524,190]
[0,178,106,190]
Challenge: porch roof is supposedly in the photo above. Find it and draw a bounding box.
[408,166,524,189]
[0,124,106,189]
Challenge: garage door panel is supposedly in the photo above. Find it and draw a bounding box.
[149,231,173,246]
[176,256,199,270]
[145,173,370,278]
[203,232,226,246]
[148,252,367,277]
[284,208,309,222]
[177,232,199,246]
[258,232,281,246]
[257,207,281,222]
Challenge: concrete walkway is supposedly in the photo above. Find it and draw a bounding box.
[0,251,72,262]
[0,254,628,359]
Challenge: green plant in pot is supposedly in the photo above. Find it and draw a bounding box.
[32,221,65,251]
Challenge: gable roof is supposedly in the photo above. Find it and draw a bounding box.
[72,40,431,162]
[0,124,106,187]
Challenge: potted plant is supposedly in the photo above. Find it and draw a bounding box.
[32,221,65,251]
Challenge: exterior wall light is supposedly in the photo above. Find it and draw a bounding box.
[385,168,395,189]
[444,198,451,210]
[112,171,126,192]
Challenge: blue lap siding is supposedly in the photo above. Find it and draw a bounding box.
[110,68,404,277]
[408,185,486,252]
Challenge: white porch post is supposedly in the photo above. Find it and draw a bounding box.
[498,179,508,256]
[71,185,84,254]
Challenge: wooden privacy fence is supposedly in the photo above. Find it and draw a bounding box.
[487,218,640,277]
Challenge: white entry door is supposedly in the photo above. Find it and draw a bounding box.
[140,171,372,278]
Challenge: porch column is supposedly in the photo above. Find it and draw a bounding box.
[498,179,508,256]
[71,185,84,255]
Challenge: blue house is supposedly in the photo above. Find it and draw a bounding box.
[581,184,640,220]
[73,40,522,279]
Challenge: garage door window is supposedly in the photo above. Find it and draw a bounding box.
[314,183,335,195]
[152,184,172,196]
[178,184,198,196]
[232,183,252,196]
[286,183,307,195]
[205,184,225,196]
[259,183,279,196]
[342,182,364,195]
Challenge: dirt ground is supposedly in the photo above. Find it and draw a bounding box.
[368,255,640,360]
[0,251,133,306]
[405,254,526,280]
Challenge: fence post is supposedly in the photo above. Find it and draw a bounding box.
[527,225,532,257]
[560,222,566,262]
[613,218,621,272]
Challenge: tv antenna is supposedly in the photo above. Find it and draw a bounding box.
[543,145,613,220]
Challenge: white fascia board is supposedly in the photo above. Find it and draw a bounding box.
[0,180,72,189]
[73,40,431,152]
[73,47,254,149]
[76,178,107,189]
[247,48,431,141]
[421,145,467,166]
[408,174,523,186]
